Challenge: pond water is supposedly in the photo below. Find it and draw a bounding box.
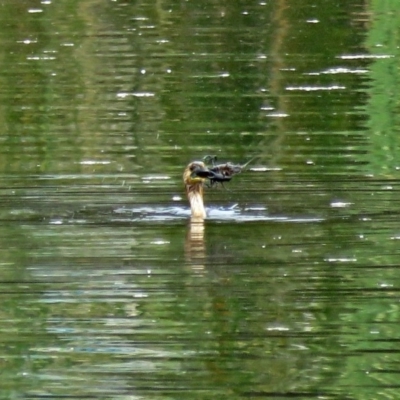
[1,1,400,399]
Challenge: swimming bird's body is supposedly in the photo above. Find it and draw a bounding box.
[183,156,252,219]
[183,161,209,220]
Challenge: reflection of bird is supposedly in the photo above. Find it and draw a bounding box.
[183,161,211,220]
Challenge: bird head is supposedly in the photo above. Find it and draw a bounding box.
[183,161,214,186]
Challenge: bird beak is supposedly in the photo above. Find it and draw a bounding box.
[190,166,216,182]
[191,168,213,179]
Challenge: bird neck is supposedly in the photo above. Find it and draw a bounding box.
[186,182,206,219]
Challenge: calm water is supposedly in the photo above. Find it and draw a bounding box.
[0,1,400,399]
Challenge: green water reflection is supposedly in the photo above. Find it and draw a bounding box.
[0,1,400,399]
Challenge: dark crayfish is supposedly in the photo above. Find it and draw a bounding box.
[203,155,255,187]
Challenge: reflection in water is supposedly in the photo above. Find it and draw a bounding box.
[185,218,206,272]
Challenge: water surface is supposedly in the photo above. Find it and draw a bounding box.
[0,1,400,399]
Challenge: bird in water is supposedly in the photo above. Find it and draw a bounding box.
[183,156,255,219]
[183,161,211,220]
